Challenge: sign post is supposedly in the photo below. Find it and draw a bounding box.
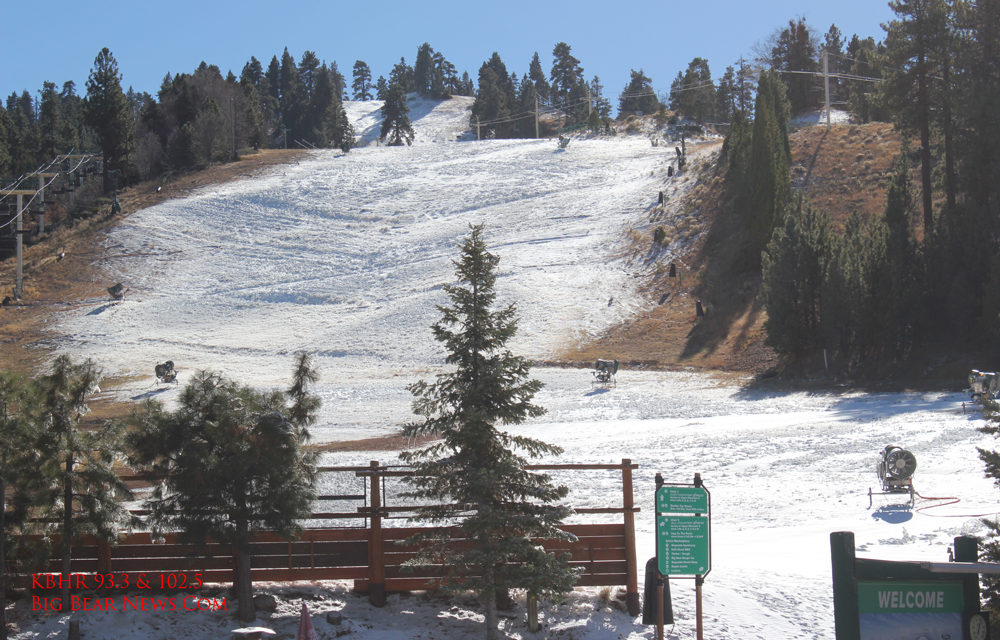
[655,473,711,640]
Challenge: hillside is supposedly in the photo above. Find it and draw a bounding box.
[0,105,913,390]
[563,115,909,379]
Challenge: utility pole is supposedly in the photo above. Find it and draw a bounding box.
[823,49,831,131]
[534,95,540,139]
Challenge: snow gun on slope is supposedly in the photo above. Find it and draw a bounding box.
[968,370,1000,403]
[868,445,917,507]
[592,359,619,386]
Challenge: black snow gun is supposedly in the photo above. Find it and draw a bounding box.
[868,445,917,507]
[592,359,619,385]
[154,360,177,383]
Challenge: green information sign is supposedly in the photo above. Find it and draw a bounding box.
[656,515,710,575]
[656,486,708,514]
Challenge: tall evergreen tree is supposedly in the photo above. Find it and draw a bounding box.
[0,372,49,640]
[35,356,132,611]
[822,24,847,107]
[770,17,819,114]
[762,198,832,356]
[743,69,791,266]
[84,47,133,193]
[883,0,950,233]
[670,58,714,121]
[400,225,577,640]
[414,43,435,96]
[715,65,737,123]
[528,52,550,104]
[549,42,587,122]
[375,75,389,101]
[352,60,373,101]
[389,57,414,94]
[379,83,414,146]
[128,356,319,622]
[845,36,888,122]
[618,69,658,116]
[471,53,516,138]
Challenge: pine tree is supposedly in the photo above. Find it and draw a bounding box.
[761,199,832,356]
[884,0,950,233]
[375,75,389,101]
[715,66,737,123]
[770,17,818,114]
[743,69,791,267]
[352,60,373,100]
[84,47,133,193]
[414,43,435,96]
[128,356,319,622]
[390,57,414,94]
[471,53,516,138]
[400,225,578,640]
[528,52,550,104]
[618,69,658,116]
[35,356,132,611]
[0,372,49,640]
[379,82,414,146]
[279,48,303,142]
[549,42,587,123]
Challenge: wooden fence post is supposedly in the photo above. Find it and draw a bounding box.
[622,458,640,616]
[96,539,112,576]
[368,460,386,607]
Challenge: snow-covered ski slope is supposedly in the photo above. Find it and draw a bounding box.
[56,96,675,438]
[34,98,1000,640]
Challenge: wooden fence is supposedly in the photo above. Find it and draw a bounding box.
[23,459,641,616]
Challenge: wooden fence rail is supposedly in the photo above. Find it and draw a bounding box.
[19,459,641,616]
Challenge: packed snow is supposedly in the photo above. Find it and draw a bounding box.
[12,98,1000,639]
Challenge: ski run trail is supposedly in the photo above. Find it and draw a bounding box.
[12,96,998,640]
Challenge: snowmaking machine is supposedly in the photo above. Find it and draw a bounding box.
[968,370,1000,403]
[154,360,177,384]
[868,445,917,507]
[592,359,619,386]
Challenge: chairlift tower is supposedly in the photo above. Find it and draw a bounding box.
[0,189,39,299]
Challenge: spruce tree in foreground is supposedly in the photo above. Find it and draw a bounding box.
[35,356,133,611]
[379,83,414,146]
[128,354,319,621]
[400,224,578,640]
[0,372,49,640]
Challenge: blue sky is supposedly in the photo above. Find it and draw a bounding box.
[2,1,895,106]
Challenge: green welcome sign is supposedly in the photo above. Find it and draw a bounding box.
[857,581,963,639]
[830,532,981,640]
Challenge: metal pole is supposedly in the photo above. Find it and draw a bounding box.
[695,575,704,640]
[824,50,831,131]
[656,583,664,640]
[535,95,540,139]
[15,193,23,299]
